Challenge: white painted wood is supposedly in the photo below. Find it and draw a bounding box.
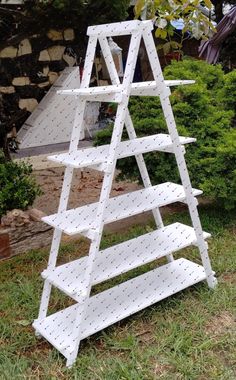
[98,34,172,269]
[98,35,167,257]
[67,30,145,366]
[58,80,195,99]
[42,223,211,300]
[142,27,217,289]
[42,183,202,237]
[48,134,195,169]
[34,258,207,359]
[87,20,152,37]
[34,20,217,367]
[37,35,98,321]
[37,165,75,320]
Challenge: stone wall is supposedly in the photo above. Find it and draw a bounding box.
[0,27,82,132]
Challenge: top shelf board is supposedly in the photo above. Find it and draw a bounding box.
[57,80,195,102]
[87,20,153,37]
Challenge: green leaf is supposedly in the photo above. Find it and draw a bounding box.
[155,28,167,39]
[163,42,171,55]
[204,0,213,10]
[160,29,167,39]
[157,43,164,50]
[170,41,181,50]
[134,0,145,17]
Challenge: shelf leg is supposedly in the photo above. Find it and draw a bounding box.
[142,28,217,288]
[37,229,63,320]
[157,94,217,287]
[65,31,145,364]
[36,165,74,321]
[37,280,52,320]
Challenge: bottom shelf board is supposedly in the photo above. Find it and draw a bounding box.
[33,258,207,358]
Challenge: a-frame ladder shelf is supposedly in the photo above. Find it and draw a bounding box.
[48,133,195,170]
[42,222,210,301]
[33,258,207,360]
[42,183,202,238]
[34,19,217,367]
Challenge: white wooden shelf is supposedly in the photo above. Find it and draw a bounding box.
[48,134,195,170]
[34,258,207,359]
[34,20,217,367]
[42,223,210,301]
[57,80,195,102]
[42,183,202,238]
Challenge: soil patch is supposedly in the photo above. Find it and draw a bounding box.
[205,311,235,336]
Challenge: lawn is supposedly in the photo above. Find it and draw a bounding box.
[0,204,235,379]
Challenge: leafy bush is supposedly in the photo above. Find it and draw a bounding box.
[164,58,225,91]
[0,155,42,218]
[218,69,236,126]
[94,59,236,210]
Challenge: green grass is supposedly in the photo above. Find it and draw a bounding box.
[0,205,235,379]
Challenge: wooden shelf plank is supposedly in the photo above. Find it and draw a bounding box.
[57,79,195,100]
[42,223,210,300]
[48,134,196,170]
[87,20,148,37]
[33,258,207,359]
[42,183,202,237]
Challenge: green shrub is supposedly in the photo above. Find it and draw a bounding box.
[218,69,236,126]
[164,57,225,91]
[94,59,236,210]
[0,156,42,218]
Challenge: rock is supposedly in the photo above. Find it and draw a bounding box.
[12,77,30,86]
[19,98,38,112]
[48,71,58,84]
[0,230,11,259]
[1,209,30,228]
[38,49,50,61]
[0,46,17,58]
[47,45,65,61]
[47,29,63,41]
[18,39,32,56]
[38,81,50,88]
[27,208,46,222]
[63,53,76,67]
[1,222,53,258]
[63,28,75,41]
[0,86,15,94]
